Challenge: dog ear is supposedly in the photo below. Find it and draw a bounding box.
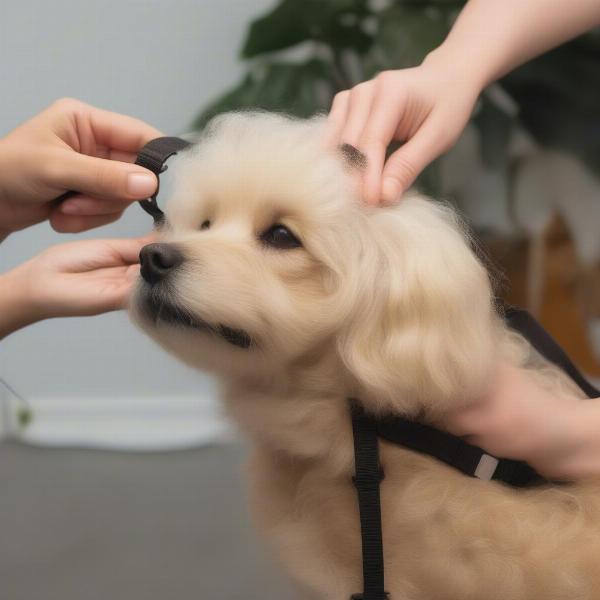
[336,195,498,417]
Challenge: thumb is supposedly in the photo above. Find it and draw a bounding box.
[53,152,158,201]
[381,117,448,203]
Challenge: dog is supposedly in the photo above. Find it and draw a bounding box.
[130,112,600,600]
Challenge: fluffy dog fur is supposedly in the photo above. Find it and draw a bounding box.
[131,112,600,600]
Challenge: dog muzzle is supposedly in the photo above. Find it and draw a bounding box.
[135,137,252,350]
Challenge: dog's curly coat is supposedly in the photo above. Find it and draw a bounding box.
[131,112,600,600]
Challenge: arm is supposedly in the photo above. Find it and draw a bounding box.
[0,237,149,340]
[0,271,37,338]
[444,361,600,481]
[435,0,600,87]
[327,0,600,204]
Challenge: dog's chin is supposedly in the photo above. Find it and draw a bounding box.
[134,284,252,349]
[135,284,206,331]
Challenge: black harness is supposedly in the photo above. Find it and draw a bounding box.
[349,307,600,600]
[135,137,600,600]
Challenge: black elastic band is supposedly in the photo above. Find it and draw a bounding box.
[135,137,191,225]
[349,400,388,600]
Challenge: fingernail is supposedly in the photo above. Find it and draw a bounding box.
[61,201,82,214]
[127,172,156,198]
[382,179,401,203]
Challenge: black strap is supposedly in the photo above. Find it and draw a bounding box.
[375,416,542,487]
[371,306,600,488]
[503,305,600,398]
[349,305,600,599]
[134,137,191,225]
[349,400,388,600]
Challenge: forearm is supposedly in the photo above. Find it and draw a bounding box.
[427,0,600,88]
[0,269,38,339]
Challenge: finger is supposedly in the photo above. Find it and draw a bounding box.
[126,263,141,282]
[101,237,152,265]
[139,231,158,245]
[443,407,484,437]
[94,146,137,163]
[52,152,157,201]
[81,265,136,313]
[381,115,448,204]
[88,106,163,153]
[358,85,408,205]
[59,195,132,216]
[340,83,376,148]
[50,211,124,234]
[324,91,350,147]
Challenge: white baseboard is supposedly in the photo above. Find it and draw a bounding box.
[5,395,234,451]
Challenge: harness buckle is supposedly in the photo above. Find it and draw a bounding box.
[474,453,499,481]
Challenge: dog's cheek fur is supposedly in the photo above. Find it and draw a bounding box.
[336,195,500,418]
[157,236,336,369]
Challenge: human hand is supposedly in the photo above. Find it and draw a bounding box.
[326,52,483,205]
[443,361,590,480]
[0,98,162,239]
[0,236,151,338]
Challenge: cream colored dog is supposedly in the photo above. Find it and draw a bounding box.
[131,112,600,600]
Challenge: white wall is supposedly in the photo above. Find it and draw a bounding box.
[0,0,273,448]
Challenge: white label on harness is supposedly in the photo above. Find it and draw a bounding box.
[474,454,500,481]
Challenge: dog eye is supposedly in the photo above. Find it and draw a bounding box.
[260,224,302,249]
[200,220,211,230]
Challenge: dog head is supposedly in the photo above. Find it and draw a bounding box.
[131,112,498,416]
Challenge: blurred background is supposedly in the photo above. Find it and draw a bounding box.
[1,0,600,599]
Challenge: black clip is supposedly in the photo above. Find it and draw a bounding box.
[134,136,192,227]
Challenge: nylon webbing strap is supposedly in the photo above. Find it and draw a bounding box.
[135,136,191,225]
[504,305,600,398]
[375,415,542,487]
[349,400,388,600]
[348,304,600,599]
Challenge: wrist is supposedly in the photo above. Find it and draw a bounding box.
[0,266,42,338]
[0,139,16,241]
[527,397,599,480]
[0,137,11,206]
[423,40,493,93]
[554,400,600,480]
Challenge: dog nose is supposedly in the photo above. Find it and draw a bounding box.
[139,243,184,285]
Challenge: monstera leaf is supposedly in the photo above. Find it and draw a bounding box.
[193,59,334,129]
[241,0,372,58]
[366,5,450,73]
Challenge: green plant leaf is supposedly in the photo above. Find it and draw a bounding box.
[192,59,335,130]
[501,32,600,171]
[241,0,371,58]
[365,5,450,72]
